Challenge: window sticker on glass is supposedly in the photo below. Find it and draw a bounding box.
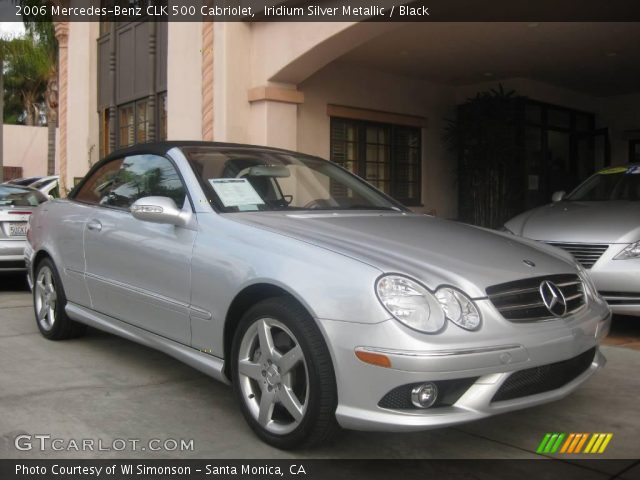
[209,178,265,208]
[600,166,627,175]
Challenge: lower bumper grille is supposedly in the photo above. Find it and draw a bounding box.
[600,292,640,305]
[545,242,609,269]
[492,347,596,402]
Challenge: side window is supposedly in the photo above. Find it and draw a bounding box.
[49,183,60,198]
[100,154,186,210]
[74,158,125,205]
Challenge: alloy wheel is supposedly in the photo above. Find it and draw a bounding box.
[237,317,309,435]
[34,266,57,331]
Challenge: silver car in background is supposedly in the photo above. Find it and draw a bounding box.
[0,185,48,272]
[505,165,640,316]
[26,142,611,449]
[4,175,60,198]
[29,175,61,199]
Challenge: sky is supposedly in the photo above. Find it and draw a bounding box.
[0,21,24,38]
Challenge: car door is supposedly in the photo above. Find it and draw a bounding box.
[79,153,195,345]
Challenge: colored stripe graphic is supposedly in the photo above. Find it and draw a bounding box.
[560,433,575,453]
[550,433,565,453]
[585,433,613,454]
[536,433,552,454]
[536,433,566,454]
[539,433,613,455]
[575,433,589,453]
[568,433,584,453]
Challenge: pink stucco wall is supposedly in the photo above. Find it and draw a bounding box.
[2,124,58,178]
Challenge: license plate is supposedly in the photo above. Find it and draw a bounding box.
[8,222,28,237]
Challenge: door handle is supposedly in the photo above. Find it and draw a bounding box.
[86,219,102,232]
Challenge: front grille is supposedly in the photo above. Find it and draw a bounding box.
[545,242,609,269]
[492,347,596,402]
[487,274,585,321]
[600,291,640,305]
[378,378,478,410]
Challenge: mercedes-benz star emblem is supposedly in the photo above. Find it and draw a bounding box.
[539,280,567,317]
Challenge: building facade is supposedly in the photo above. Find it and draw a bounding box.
[54,17,640,219]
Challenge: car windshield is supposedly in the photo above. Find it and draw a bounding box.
[0,185,48,207]
[566,167,640,201]
[183,147,406,213]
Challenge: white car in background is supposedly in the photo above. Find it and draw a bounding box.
[4,176,60,199]
[0,184,48,272]
[28,176,60,198]
[504,164,640,317]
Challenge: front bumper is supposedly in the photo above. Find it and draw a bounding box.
[0,239,28,272]
[318,298,611,432]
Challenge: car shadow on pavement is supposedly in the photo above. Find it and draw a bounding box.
[605,314,640,350]
[0,273,30,292]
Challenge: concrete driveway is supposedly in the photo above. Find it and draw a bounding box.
[0,273,638,473]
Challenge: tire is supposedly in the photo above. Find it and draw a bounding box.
[231,296,338,449]
[33,258,87,340]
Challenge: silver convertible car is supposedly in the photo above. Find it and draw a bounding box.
[26,142,611,449]
[504,164,640,317]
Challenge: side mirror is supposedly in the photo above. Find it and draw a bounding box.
[551,191,566,203]
[130,196,188,226]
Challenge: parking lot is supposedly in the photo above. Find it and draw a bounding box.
[0,272,639,474]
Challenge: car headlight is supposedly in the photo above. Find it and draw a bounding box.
[435,287,481,330]
[376,276,445,333]
[614,241,640,260]
[375,275,481,333]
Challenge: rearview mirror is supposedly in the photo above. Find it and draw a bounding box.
[237,165,290,178]
[551,191,566,203]
[130,196,189,226]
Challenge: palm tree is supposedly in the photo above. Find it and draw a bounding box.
[3,36,50,126]
[24,21,58,176]
[20,2,59,177]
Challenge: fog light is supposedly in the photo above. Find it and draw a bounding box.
[411,382,438,408]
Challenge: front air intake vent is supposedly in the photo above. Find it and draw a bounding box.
[545,242,608,269]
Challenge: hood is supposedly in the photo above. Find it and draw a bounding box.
[506,201,640,244]
[226,211,578,298]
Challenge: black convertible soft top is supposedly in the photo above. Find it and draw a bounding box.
[100,141,301,164]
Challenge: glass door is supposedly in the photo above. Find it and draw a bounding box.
[629,139,640,163]
[575,128,610,188]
